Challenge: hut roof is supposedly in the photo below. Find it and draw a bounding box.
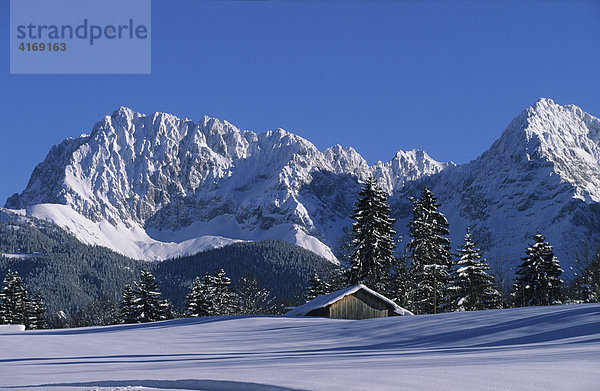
[285,284,414,317]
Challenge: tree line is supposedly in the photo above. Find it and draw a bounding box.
[306,178,599,314]
[0,267,282,328]
[0,270,45,329]
[0,237,334,328]
[117,269,281,324]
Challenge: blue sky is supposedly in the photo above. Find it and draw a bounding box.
[1,1,599,205]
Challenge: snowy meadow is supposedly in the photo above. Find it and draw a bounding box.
[1,303,599,391]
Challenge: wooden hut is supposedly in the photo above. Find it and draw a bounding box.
[285,284,413,320]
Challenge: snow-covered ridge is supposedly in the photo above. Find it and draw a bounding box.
[5,98,600,270]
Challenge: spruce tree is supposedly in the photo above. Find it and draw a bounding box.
[186,270,238,316]
[210,269,239,316]
[74,296,118,327]
[305,272,330,302]
[447,229,503,311]
[391,255,410,308]
[328,266,347,293]
[130,271,172,323]
[571,248,600,303]
[237,276,278,315]
[346,177,397,294]
[335,226,354,271]
[184,276,212,317]
[406,187,453,314]
[118,284,136,324]
[512,232,564,307]
[0,270,29,325]
[27,292,46,330]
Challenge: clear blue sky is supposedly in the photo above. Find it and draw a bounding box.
[1,1,599,205]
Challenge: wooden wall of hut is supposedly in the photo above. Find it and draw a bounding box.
[307,290,389,320]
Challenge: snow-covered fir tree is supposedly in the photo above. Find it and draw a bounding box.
[237,276,278,315]
[210,269,239,316]
[0,270,29,325]
[330,266,348,293]
[185,270,238,316]
[118,284,136,324]
[27,292,46,330]
[447,229,503,311]
[571,248,600,303]
[184,276,212,317]
[571,277,598,304]
[128,271,173,323]
[74,296,119,327]
[335,226,354,271]
[391,255,410,308]
[305,272,331,302]
[512,232,564,307]
[346,177,397,294]
[406,187,453,314]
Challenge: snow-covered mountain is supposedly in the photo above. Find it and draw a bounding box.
[4,107,448,262]
[391,98,600,274]
[6,98,600,274]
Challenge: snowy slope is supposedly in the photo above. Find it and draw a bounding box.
[22,204,241,261]
[5,98,600,271]
[1,303,599,390]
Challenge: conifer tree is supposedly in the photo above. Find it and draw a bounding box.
[184,276,212,317]
[305,272,330,302]
[210,269,239,316]
[447,229,503,311]
[571,247,600,303]
[406,187,452,314]
[236,275,278,315]
[335,226,354,271]
[185,270,238,316]
[328,266,347,293]
[129,271,173,323]
[512,232,564,307]
[391,255,410,308]
[118,284,136,324]
[0,270,29,325]
[346,177,397,294]
[74,296,118,327]
[27,292,46,330]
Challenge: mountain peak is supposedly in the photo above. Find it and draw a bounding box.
[394,148,429,160]
[483,98,600,204]
[112,106,136,118]
[533,97,556,108]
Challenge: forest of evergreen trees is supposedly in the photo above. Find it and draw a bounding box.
[1,179,600,328]
[0,216,335,327]
[308,179,600,316]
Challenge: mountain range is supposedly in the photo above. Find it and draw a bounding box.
[5,98,600,276]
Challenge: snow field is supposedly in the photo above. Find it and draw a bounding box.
[1,303,599,390]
